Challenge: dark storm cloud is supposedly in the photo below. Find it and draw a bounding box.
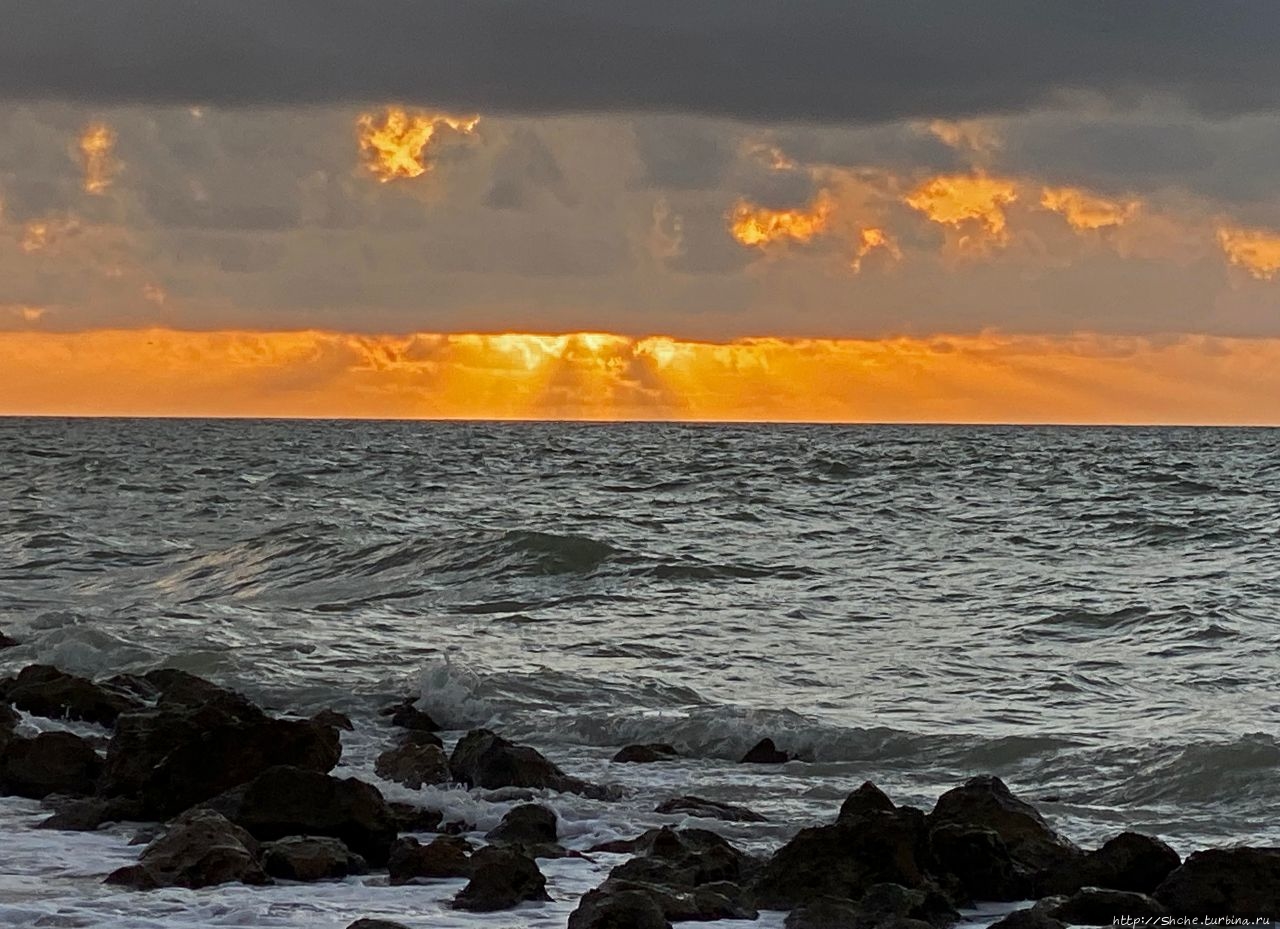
[2,1,1279,121]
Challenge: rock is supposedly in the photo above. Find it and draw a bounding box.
[37,795,145,831]
[397,728,444,749]
[609,826,757,891]
[347,921,413,929]
[928,776,1081,879]
[101,694,343,818]
[2,664,142,726]
[487,803,558,845]
[741,737,791,763]
[261,835,367,881]
[1047,888,1167,925]
[987,908,1066,929]
[0,732,102,798]
[208,765,397,866]
[655,795,767,823]
[311,709,354,731]
[858,882,961,928]
[785,896,865,929]
[453,846,551,911]
[450,728,610,798]
[0,631,18,649]
[1154,847,1280,917]
[1042,831,1181,895]
[929,823,1026,901]
[0,702,19,744]
[596,877,757,922]
[569,886,672,929]
[612,743,679,763]
[387,801,443,833]
[374,742,451,789]
[838,781,898,823]
[388,835,474,884]
[104,809,267,889]
[380,698,440,732]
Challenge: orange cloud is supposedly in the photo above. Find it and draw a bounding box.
[1,329,1278,425]
[1041,187,1140,231]
[927,119,1002,157]
[906,173,1018,249]
[850,227,902,272]
[1217,225,1280,280]
[356,106,480,181]
[20,215,81,254]
[79,122,118,195]
[729,192,834,247]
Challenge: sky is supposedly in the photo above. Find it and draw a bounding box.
[1,1,1279,423]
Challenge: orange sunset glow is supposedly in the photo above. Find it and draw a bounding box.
[356,106,480,181]
[2,329,1278,425]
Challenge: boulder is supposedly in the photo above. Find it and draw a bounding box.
[1047,888,1167,925]
[101,694,343,817]
[375,742,451,789]
[381,698,440,732]
[569,886,672,929]
[0,631,18,649]
[928,776,1081,879]
[311,709,354,731]
[0,702,19,744]
[1154,847,1280,917]
[1042,831,1180,895]
[209,765,397,866]
[487,803,558,845]
[347,922,412,929]
[608,826,757,891]
[387,801,444,833]
[987,909,1066,929]
[38,795,146,831]
[0,731,102,798]
[929,823,1026,901]
[784,884,958,929]
[613,743,679,764]
[2,664,141,726]
[600,878,757,921]
[450,728,609,797]
[261,835,367,881]
[388,835,474,884]
[104,809,267,889]
[396,728,444,749]
[453,846,551,911]
[785,896,865,929]
[838,782,898,823]
[655,795,766,823]
[741,737,791,763]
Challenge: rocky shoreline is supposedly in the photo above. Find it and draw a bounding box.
[1,657,1277,928]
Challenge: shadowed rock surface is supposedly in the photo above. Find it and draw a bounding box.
[613,743,680,763]
[655,795,767,822]
[104,809,267,890]
[261,835,367,881]
[452,846,551,912]
[1153,847,1280,917]
[0,731,102,798]
[2,665,142,726]
[388,835,474,884]
[374,742,451,789]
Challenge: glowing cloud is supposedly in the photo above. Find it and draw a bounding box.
[356,106,480,181]
[20,215,80,254]
[850,227,902,272]
[1041,187,1139,231]
[906,173,1018,249]
[729,192,834,247]
[79,122,118,195]
[927,119,1001,156]
[1217,225,1280,280]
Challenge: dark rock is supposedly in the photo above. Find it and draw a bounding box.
[785,895,865,929]
[450,728,610,798]
[1042,831,1181,895]
[104,809,267,889]
[0,732,102,798]
[1048,888,1167,925]
[1154,847,1280,917]
[838,781,898,823]
[452,846,551,911]
[601,877,757,921]
[397,728,444,749]
[612,743,679,764]
[388,835,474,884]
[0,702,18,744]
[442,819,476,835]
[375,742,451,789]
[311,709,354,731]
[2,664,142,726]
[381,698,440,732]
[655,795,767,823]
[209,765,397,866]
[101,695,342,817]
[38,795,146,831]
[569,886,672,929]
[487,803,558,845]
[741,737,791,763]
[347,921,412,929]
[609,826,757,890]
[0,631,18,649]
[929,823,1026,901]
[261,835,367,881]
[858,882,961,928]
[928,776,1081,879]
[987,909,1066,929]
[387,801,443,833]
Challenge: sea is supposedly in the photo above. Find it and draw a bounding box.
[1,418,1277,928]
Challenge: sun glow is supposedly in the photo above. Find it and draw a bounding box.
[78,122,118,195]
[906,173,1018,249]
[729,193,834,247]
[1,329,1278,425]
[1041,187,1139,231]
[356,107,480,181]
[1217,225,1280,280]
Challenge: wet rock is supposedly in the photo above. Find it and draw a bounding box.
[375,742,451,790]
[569,886,672,929]
[609,826,757,890]
[388,835,474,883]
[608,878,757,921]
[452,846,551,911]
[1154,847,1280,917]
[261,835,367,881]
[101,693,343,818]
[929,823,1026,901]
[311,709,354,731]
[655,795,767,823]
[208,765,397,866]
[785,895,865,929]
[396,728,444,749]
[1042,831,1181,895]
[613,743,679,763]
[784,883,958,929]
[2,664,142,726]
[1047,887,1167,925]
[928,776,1081,879]
[838,781,898,823]
[380,697,440,732]
[487,803,558,845]
[347,921,412,929]
[37,795,145,831]
[741,737,791,763]
[450,728,613,798]
[986,908,1066,929]
[387,801,443,833]
[0,702,18,745]
[0,631,18,649]
[104,809,267,890]
[0,732,102,798]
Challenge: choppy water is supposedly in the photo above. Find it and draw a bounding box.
[1,418,1279,927]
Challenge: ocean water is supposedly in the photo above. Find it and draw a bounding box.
[1,418,1278,927]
